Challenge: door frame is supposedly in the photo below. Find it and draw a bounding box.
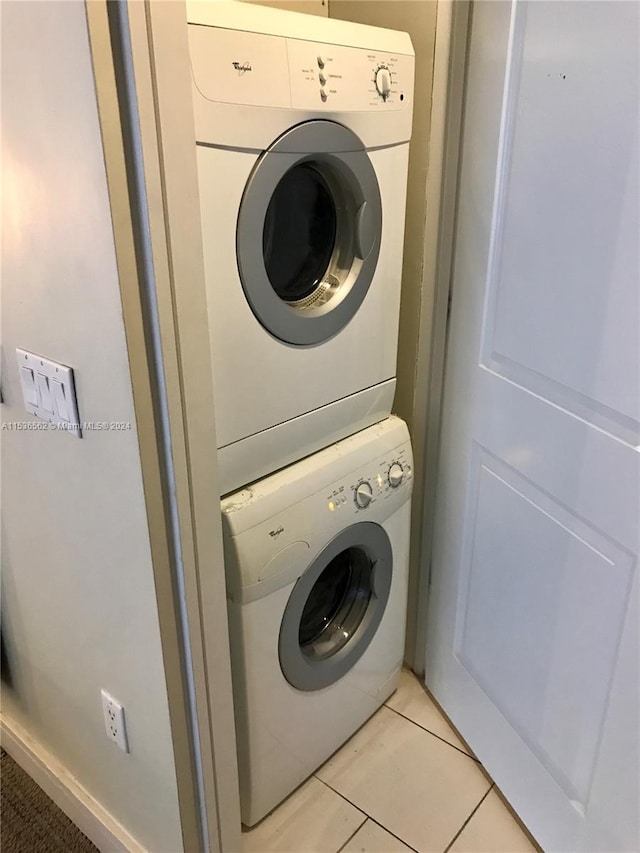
[403,0,471,675]
[86,2,241,850]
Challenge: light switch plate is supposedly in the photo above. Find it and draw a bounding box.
[16,348,82,437]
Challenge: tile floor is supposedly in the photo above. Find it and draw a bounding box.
[242,670,539,853]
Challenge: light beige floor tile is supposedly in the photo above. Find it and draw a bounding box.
[386,670,474,757]
[317,706,491,852]
[341,819,414,853]
[242,776,365,853]
[449,789,538,853]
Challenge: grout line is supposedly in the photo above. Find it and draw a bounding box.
[315,776,420,853]
[384,704,482,763]
[442,784,494,853]
[365,814,420,852]
[335,815,368,853]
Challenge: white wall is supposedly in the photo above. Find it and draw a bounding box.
[0,3,183,850]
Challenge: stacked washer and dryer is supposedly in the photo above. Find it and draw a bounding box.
[187,1,415,826]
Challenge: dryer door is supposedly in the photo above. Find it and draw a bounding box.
[279,522,392,691]
[237,121,382,346]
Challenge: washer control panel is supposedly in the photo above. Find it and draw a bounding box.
[324,443,412,515]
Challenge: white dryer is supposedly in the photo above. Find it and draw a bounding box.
[221,416,413,826]
[187,2,415,494]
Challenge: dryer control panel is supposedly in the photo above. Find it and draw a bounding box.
[287,39,413,112]
[188,25,414,113]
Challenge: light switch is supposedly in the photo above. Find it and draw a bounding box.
[20,367,38,406]
[36,373,53,412]
[15,348,81,437]
[51,379,69,421]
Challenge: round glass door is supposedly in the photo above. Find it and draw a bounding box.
[279,522,393,692]
[298,546,372,661]
[263,164,337,307]
[237,121,382,346]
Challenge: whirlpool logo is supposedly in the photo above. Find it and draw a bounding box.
[232,61,252,75]
[269,526,284,539]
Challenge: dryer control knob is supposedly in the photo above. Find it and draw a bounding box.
[375,66,392,101]
[355,481,373,508]
[388,462,404,488]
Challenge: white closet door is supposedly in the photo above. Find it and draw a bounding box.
[425,2,639,851]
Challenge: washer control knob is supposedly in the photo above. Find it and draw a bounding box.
[388,462,404,488]
[375,66,392,100]
[355,481,373,508]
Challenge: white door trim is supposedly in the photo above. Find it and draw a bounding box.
[86,2,242,850]
[405,0,471,672]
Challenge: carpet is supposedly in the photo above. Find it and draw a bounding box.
[1,749,98,852]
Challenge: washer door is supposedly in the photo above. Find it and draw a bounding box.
[237,121,382,346]
[279,522,392,691]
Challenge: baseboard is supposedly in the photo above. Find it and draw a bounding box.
[0,714,145,853]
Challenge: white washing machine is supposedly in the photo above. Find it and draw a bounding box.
[187,2,415,494]
[221,416,413,826]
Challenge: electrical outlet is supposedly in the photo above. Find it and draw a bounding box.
[101,690,129,753]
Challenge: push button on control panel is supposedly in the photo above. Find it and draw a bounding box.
[320,90,328,102]
[317,56,325,69]
[319,73,326,86]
